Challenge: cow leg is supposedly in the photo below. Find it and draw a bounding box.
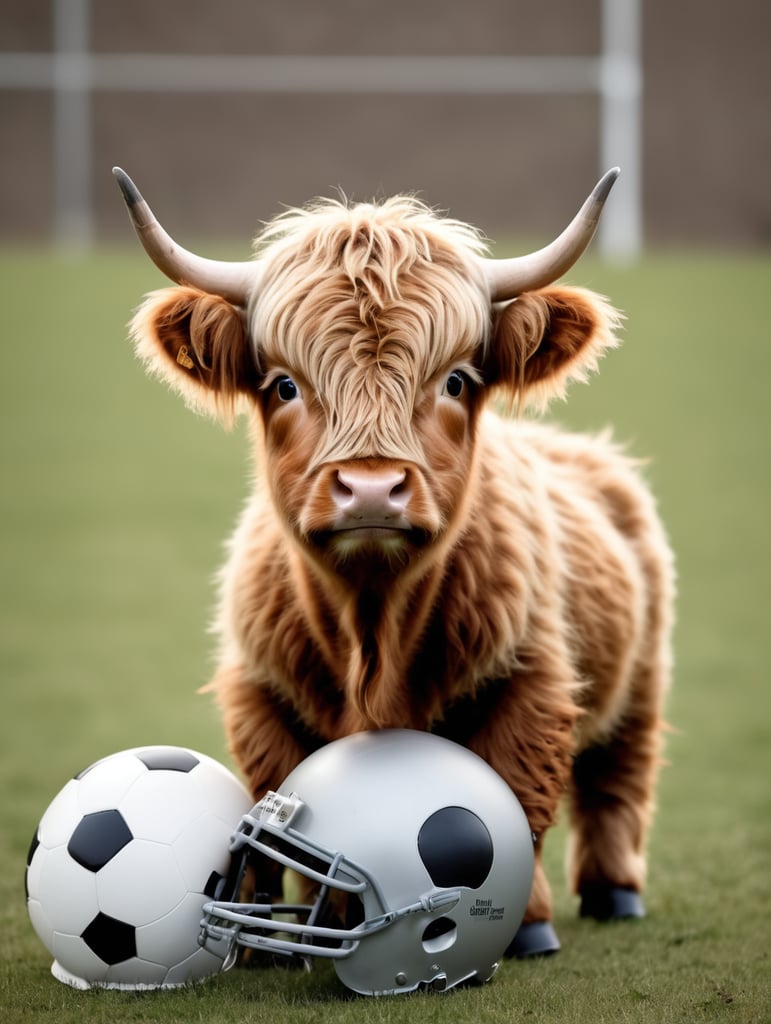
[465,661,581,956]
[206,664,317,800]
[566,655,669,919]
[206,665,323,910]
[564,480,674,920]
[505,838,561,957]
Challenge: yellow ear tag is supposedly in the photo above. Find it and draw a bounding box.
[176,345,195,370]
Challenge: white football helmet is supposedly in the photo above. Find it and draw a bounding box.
[200,730,534,995]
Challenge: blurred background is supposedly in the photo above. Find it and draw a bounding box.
[1,3,770,1014]
[1,0,769,252]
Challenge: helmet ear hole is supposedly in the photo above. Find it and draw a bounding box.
[421,916,457,954]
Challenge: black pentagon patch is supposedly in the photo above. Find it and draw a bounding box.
[75,755,107,780]
[24,831,40,899]
[418,806,494,890]
[82,912,137,965]
[135,747,199,773]
[204,870,226,899]
[68,810,133,871]
[26,829,40,867]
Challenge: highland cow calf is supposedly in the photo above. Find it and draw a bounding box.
[116,167,674,955]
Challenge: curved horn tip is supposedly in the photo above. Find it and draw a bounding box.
[594,167,621,203]
[112,167,143,208]
[110,165,258,303]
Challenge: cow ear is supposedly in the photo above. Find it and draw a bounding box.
[484,286,622,411]
[129,286,259,426]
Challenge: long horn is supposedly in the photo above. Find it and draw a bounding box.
[482,167,620,301]
[112,167,260,305]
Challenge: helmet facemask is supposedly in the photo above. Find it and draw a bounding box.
[200,732,534,995]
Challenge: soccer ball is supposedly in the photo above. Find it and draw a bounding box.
[26,745,252,989]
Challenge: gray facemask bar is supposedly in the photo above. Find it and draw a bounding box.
[202,889,462,962]
[199,791,461,963]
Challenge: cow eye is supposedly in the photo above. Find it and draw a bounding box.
[443,370,465,399]
[275,376,299,402]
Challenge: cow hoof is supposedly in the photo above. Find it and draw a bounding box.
[506,920,561,958]
[579,884,645,921]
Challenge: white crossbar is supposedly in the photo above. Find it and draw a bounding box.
[0,0,641,257]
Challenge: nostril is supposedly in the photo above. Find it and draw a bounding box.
[331,471,355,507]
[388,472,412,510]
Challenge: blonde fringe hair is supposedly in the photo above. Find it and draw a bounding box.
[250,196,493,464]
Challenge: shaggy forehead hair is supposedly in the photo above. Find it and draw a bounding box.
[249,195,492,464]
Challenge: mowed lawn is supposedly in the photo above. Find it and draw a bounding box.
[0,244,769,1023]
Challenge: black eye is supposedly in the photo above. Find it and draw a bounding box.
[443,371,465,399]
[275,376,299,402]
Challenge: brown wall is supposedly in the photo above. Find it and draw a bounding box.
[1,0,769,248]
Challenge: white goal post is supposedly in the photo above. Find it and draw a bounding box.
[0,0,641,258]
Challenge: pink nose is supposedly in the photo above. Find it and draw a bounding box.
[332,467,411,523]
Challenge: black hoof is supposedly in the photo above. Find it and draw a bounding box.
[579,884,645,921]
[506,920,561,958]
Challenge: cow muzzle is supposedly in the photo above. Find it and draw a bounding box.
[301,460,441,554]
[331,466,411,533]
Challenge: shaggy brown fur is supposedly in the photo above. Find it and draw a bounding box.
[129,194,674,934]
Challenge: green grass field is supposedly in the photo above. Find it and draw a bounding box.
[1,246,769,1023]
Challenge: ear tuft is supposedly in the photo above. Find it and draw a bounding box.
[129,287,258,427]
[486,286,623,412]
